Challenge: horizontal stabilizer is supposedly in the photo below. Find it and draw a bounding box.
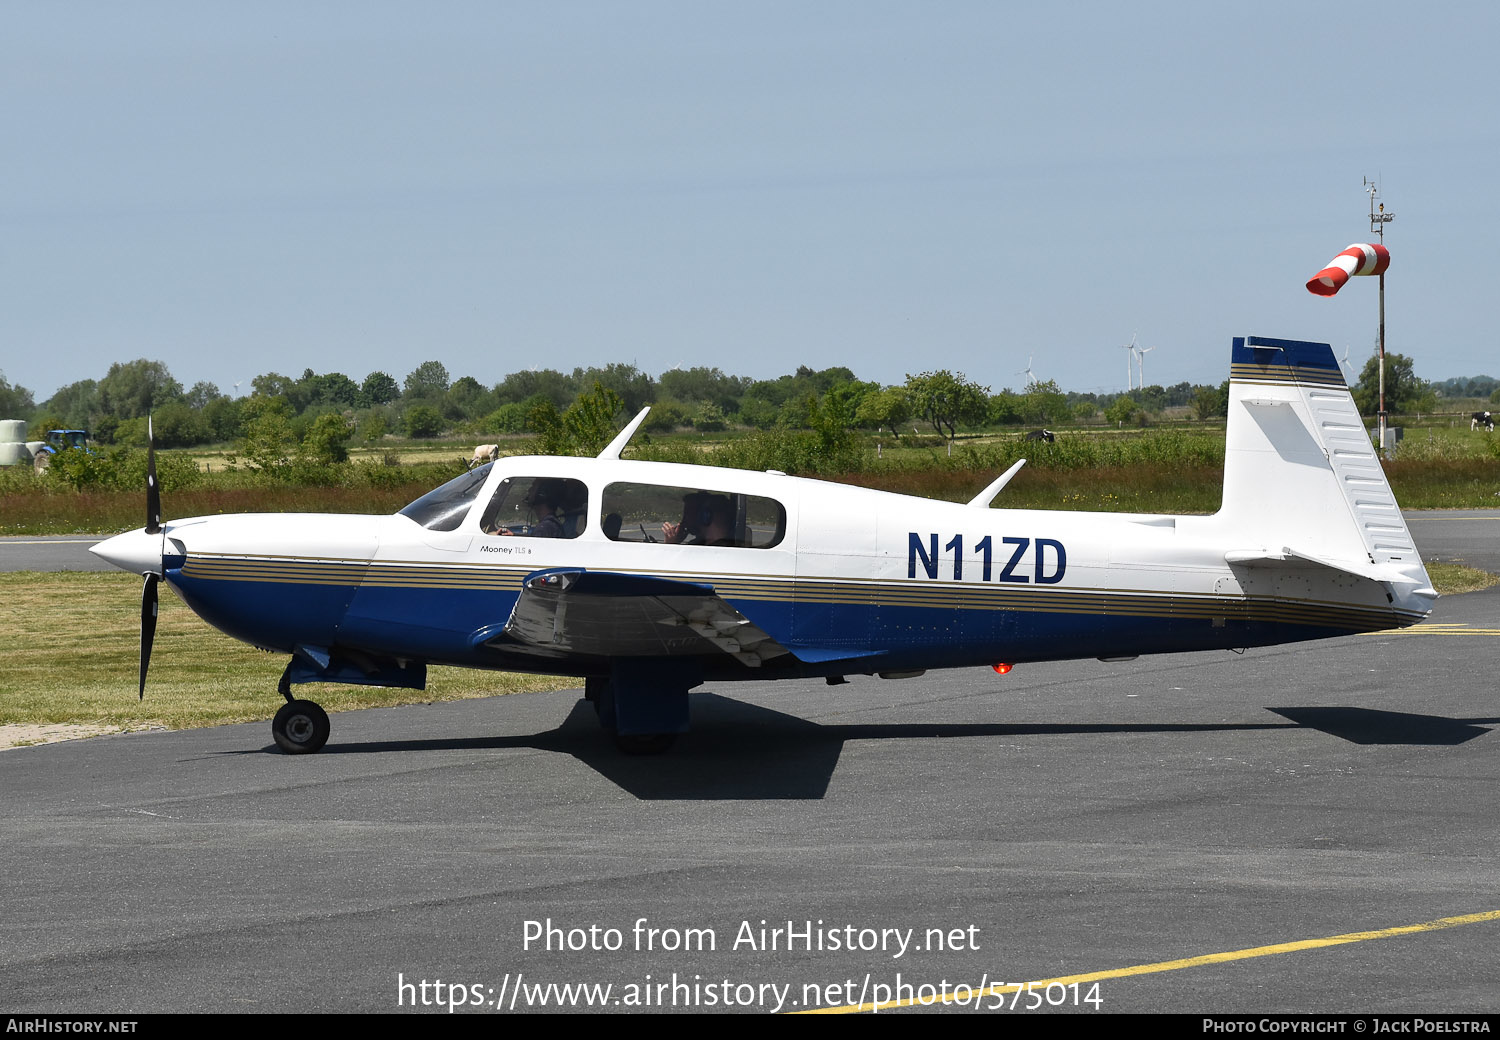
[1225,547,1436,596]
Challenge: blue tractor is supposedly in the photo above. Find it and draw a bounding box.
[32,429,91,470]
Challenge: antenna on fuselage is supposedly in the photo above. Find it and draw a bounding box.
[597,406,652,459]
[966,457,1028,508]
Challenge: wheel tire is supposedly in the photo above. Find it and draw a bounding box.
[272,699,330,754]
[614,732,676,755]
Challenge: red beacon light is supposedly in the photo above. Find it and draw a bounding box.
[992,663,1013,675]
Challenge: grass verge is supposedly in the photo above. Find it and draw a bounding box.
[0,572,563,735]
[1423,562,1500,595]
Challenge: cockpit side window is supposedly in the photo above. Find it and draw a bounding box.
[398,464,492,532]
[601,482,785,548]
[479,476,589,539]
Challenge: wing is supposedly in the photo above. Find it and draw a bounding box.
[480,569,793,668]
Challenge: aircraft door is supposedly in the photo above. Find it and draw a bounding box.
[793,492,877,655]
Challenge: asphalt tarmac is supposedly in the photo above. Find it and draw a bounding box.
[4,532,1499,1013]
[0,597,1494,1008]
[0,534,113,572]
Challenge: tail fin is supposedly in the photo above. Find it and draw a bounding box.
[1215,335,1434,614]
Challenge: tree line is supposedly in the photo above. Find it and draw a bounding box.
[0,348,1460,455]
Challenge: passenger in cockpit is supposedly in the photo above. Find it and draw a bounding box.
[663,493,735,547]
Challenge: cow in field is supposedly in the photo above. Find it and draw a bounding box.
[1472,412,1494,432]
[1024,429,1055,443]
[468,444,500,469]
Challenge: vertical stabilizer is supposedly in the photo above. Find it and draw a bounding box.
[1216,336,1431,607]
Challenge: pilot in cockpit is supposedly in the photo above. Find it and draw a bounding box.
[498,480,565,538]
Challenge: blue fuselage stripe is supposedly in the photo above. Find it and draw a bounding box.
[168,558,1410,678]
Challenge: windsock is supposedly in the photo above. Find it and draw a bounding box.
[1306,243,1390,296]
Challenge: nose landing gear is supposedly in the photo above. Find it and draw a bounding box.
[272,698,330,754]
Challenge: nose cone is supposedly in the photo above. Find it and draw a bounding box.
[91,528,164,576]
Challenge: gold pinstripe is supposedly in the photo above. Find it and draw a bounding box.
[1229,362,1346,388]
[177,554,1419,634]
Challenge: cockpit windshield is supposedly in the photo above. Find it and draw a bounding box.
[398,464,492,532]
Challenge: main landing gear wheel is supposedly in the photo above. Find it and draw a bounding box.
[614,733,676,755]
[272,699,330,754]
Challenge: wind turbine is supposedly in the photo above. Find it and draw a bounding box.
[1119,334,1138,391]
[1338,345,1354,382]
[1017,355,1037,387]
[1135,344,1156,389]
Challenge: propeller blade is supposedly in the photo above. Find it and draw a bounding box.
[145,415,161,535]
[139,572,159,700]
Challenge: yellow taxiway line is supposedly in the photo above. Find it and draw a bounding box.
[800,909,1500,1014]
[1375,623,1500,636]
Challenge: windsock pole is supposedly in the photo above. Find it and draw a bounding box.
[1378,265,1387,452]
[1305,180,1394,452]
[1370,181,1394,454]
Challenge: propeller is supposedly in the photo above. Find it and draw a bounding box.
[88,415,169,699]
[139,573,158,700]
[140,417,160,698]
[146,415,161,536]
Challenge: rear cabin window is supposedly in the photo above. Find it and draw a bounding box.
[601,482,785,549]
[478,476,589,539]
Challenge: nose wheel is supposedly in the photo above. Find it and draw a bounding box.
[272,699,330,754]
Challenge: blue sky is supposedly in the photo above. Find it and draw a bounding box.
[5,1,1495,402]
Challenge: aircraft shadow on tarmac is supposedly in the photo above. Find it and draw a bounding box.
[232,694,1495,800]
[1268,707,1497,747]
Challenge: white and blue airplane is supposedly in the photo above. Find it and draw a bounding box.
[91,336,1435,754]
